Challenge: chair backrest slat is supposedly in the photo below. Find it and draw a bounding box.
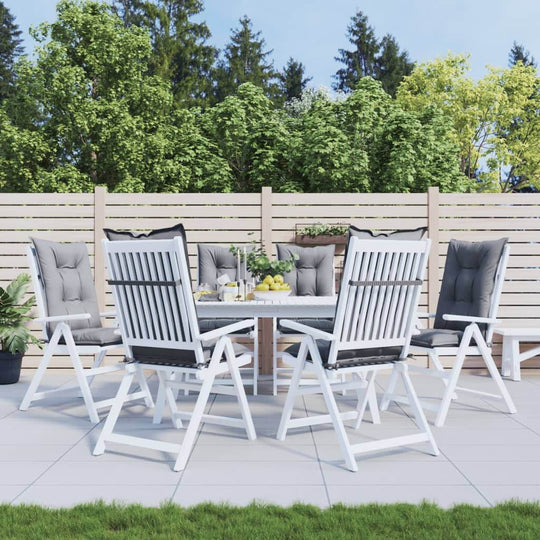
[332,238,430,364]
[104,238,200,358]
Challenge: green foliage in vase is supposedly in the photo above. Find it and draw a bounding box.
[0,274,40,355]
[229,244,298,281]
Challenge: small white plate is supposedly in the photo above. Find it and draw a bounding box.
[253,290,292,300]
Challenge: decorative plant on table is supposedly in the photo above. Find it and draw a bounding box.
[0,274,40,384]
[230,243,298,291]
[297,223,348,238]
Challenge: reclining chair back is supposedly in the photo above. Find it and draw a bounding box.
[331,237,430,363]
[434,238,509,343]
[104,238,204,365]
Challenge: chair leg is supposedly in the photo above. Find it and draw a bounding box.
[87,350,107,389]
[272,321,278,396]
[398,363,439,456]
[63,326,100,424]
[134,364,154,408]
[154,370,182,429]
[174,375,214,472]
[429,350,458,400]
[93,367,135,455]
[354,371,379,429]
[379,364,400,412]
[152,371,167,425]
[226,342,256,440]
[252,321,259,396]
[474,327,517,414]
[276,354,305,441]
[20,325,62,411]
[367,374,381,424]
[314,361,357,472]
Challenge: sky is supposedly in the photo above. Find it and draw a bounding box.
[5,0,540,88]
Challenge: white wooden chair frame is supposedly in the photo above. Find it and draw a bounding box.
[277,238,438,472]
[380,245,517,427]
[272,263,337,396]
[94,238,256,471]
[20,246,152,424]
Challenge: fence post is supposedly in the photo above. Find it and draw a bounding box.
[94,186,107,312]
[260,186,273,376]
[427,186,440,328]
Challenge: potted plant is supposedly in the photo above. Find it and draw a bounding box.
[295,222,348,246]
[0,274,40,384]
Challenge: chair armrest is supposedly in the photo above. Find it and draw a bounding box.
[35,313,91,324]
[197,319,256,342]
[417,312,436,318]
[442,314,499,325]
[279,319,335,341]
[100,311,117,318]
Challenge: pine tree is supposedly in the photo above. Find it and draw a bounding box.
[0,1,23,101]
[333,10,413,96]
[214,15,277,102]
[113,0,216,107]
[278,57,311,102]
[509,41,536,67]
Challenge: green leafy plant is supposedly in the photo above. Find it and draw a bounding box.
[298,222,348,237]
[0,274,40,354]
[230,243,298,281]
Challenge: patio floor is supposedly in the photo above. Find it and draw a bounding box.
[1,369,539,508]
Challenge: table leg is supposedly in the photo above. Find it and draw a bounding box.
[260,318,274,376]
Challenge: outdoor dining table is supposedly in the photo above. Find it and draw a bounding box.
[196,296,337,376]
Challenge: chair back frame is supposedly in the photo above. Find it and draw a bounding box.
[27,245,49,341]
[330,237,431,365]
[485,244,510,345]
[103,238,205,364]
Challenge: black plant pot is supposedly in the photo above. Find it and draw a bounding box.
[0,351,23,384]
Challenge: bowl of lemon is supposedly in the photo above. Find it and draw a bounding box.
[252,275,291,300]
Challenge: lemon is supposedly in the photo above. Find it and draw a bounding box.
[263,275,274,285]
[280,283,290,290]
[273,274,284,284]
[255,283,270,291]
[270,283,281,291]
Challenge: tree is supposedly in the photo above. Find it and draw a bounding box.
[214,16,277,102]
[278,57,311,102]
[0,0,225,193]
[113,0,216,107]
[0,1,23,101]
[333,10,413,96]
[509,41,536,68]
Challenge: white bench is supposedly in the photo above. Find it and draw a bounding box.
[494,327,540,381]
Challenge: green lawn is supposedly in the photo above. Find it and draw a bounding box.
[2,501,540,539]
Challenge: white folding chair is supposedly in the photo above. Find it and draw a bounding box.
[277,237,438,472]
[94,238,256,471]
[381,239,516,427]
[20,242,152,424]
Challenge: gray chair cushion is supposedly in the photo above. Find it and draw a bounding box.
[198,318,248,335]
[59,327,122,347]
[434,238,507,333]
[104,223,190,279]
[198,244,252,288]
[348,226,427,241]
[276,244,335,296]
[279,318,334,335]
[32,238,101,336]
[285,340,403,369]
[131,342,250,368]
[410,329,464,348]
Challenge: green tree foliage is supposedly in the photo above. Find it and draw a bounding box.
[0,0,225,192]
[278,57,312,102]
[214,16,277,102]
[333,10,413,97]
[0,1,23,101]
[509,41,536,68]
[398,53,540,192]
[113,0,216,107]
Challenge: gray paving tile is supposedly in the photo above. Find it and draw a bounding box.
[442,444,540,462]
[0,445,72,461]
[0,462,53,485]
[0,486,29,503]
[14,485,175,508]
[477,485,540,505]
[173,485,329,507]
[433,428,540,446]
[455,461,540,485]
[316,444,448,463]
[327,484,489,508]
[321,461,467,485]
[180,461,324,486]
[190,443,318,462]
[35,460,181,485]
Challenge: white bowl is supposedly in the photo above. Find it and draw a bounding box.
[253,289,292,300]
